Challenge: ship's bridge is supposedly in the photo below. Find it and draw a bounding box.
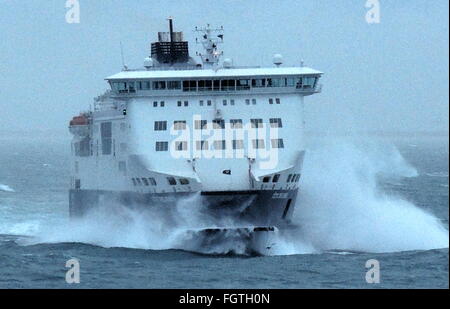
[105,67,323,96]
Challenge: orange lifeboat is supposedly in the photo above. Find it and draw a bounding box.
[69,114,89,126]
[69,114,90,137]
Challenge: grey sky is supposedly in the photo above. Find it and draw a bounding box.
[0,0,448,137]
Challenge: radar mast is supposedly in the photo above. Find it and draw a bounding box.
[195,24,224,68]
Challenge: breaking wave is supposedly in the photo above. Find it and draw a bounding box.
[14,140,450,255]
[0,184,15,192]
[274,140,448,254]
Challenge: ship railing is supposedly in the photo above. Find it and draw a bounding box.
[124,65,261,72]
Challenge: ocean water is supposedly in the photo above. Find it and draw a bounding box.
[0,136,448,289]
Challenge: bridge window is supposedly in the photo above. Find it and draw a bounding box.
[183,80,197,92]
[287,174,293,182]
[207,100,212,106]
[273,174,281,183]
[276,98,281,104]
[269,98,273,104]
[251,119,263,128]
[128,82,136,92]
[198,80,213,91]
[152,81,166,90]
[137,81,151,90]
[221,79,235,91]
[301,76,317,89]
[160,101,165,107]
[263,176,271,183]
[271,138,285,148]
[154,121,167,131]
[237,79,251,90]
[174,121,187,130]
[286,78,295,87]
[167,177,177,185]
[167,81,181,89]
[267,78,283,87]
[153,101,158,107]
[148,178,157,186]
[179,178,190,185]
[184,101,189,107]
[177,101,182,107]
[114,82,136,93]
[270,118,283,128]
[155,141,168,152]
[252,79,266,88]
[142,178,149,186]
[213,80,220,91]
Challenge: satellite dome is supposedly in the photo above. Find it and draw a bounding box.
[144,57,154,69]
[223,58,233,68]
[273,54,283,66]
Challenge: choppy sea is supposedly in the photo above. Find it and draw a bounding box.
[0,135,448,288]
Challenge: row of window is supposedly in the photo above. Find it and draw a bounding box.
[153,101,165,107]
[262,173,300,184]
[287,174,301,183]
[132,177,157,186]
[111,76,318,93]
[155,138,285,152]
[152,98,281,108]
[154,118,283,131]
[131,177,190,187]
[132,174,298,187]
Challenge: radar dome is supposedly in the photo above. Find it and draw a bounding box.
[223,58,233,68]
[273,54,283,66]
[144,57,154,69]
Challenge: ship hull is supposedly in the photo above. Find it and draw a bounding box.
[69,189,298,228]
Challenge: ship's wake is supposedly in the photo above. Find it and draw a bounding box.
[17,140,449,256]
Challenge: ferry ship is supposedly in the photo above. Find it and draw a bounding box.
[69,19,323,254]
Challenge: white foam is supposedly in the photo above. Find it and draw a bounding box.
[13,140,450,255]
[276,140,448,254]
[425,172,449,178]
[0,184,15,192]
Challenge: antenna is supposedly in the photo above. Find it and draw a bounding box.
[194,24,224,68]
[120,41,128,70]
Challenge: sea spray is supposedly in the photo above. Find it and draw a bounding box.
[0,184,15,192]
[17,140,449,255]
[276,140,449,254]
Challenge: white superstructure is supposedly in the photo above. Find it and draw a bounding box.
[69,20,323,234]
